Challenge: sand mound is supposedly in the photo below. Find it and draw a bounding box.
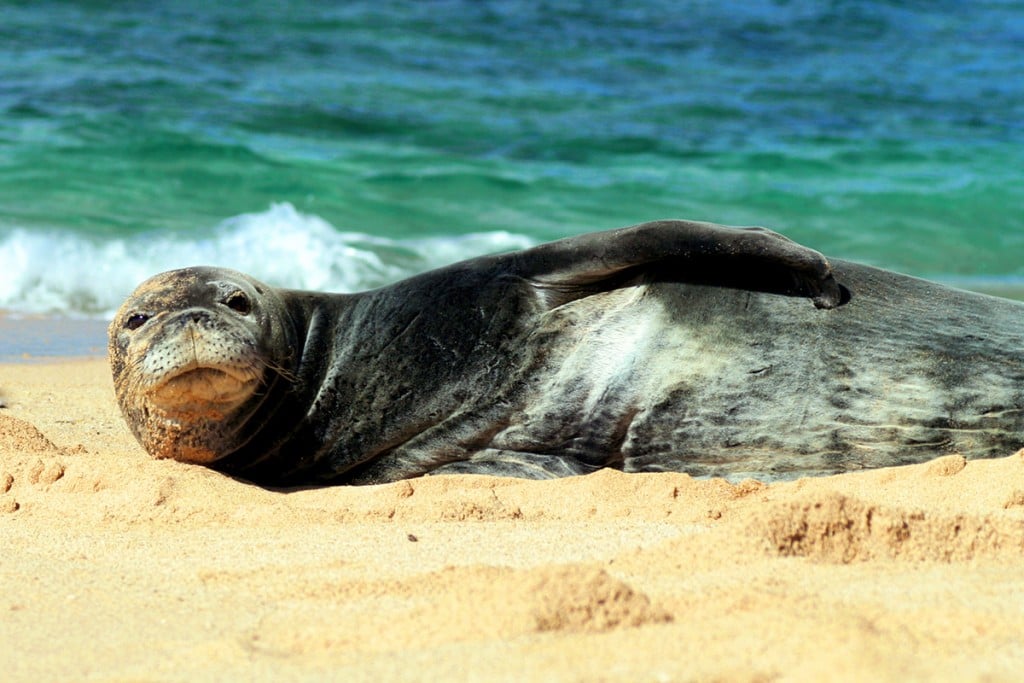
[760,491,1024,563]
[0,412,63,455]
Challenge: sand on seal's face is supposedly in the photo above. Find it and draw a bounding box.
[149,367,257,408]
[2,358,1024,682]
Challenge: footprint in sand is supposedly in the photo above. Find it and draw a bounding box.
[0,414,69,503]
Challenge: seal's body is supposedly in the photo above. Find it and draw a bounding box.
[109,221,1024,485]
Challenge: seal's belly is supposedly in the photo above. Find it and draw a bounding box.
[489,282,753,468]
[490,278,1024,480]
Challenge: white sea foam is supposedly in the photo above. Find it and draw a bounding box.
[0,203,535,318]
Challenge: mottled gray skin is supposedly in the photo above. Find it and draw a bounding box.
[109,220,1024,486]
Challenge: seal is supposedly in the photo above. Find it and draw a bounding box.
[109,220,1024,486]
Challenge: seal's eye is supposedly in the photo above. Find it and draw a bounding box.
[124,313,150,330]
[224,291,251,315]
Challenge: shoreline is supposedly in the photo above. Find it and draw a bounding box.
[0,314,109,362]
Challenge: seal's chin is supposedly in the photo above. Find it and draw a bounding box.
[148,367,258,411]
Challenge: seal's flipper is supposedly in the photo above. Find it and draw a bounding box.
[427,450,596,479]
[511,220,845,310]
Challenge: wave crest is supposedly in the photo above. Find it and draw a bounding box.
[0,203,534,317]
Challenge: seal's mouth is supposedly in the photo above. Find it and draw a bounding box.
[148,366,258,410]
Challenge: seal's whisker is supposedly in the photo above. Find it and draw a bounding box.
[258,358,298,384]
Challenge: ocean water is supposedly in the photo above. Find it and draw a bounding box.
[1,1,1023,356]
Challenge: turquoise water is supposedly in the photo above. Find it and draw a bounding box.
[1,1,1023,331]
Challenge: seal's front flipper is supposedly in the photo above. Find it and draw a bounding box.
[511,220,846,310]
[427,450,595,479]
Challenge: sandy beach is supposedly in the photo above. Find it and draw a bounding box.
[2,357,1023,682]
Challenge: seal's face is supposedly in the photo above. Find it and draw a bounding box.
[109,267,292,464]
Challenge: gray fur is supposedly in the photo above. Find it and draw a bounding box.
[109,220,1024,486]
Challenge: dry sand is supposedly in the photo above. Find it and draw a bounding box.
[2,358,1023,682]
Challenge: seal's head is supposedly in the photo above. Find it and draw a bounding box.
[109,267,296,465]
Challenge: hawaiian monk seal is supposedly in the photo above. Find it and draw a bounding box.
[109,220,1024,486]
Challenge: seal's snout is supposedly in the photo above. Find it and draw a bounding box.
[133,303,265,411]
[150,367,256,410]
